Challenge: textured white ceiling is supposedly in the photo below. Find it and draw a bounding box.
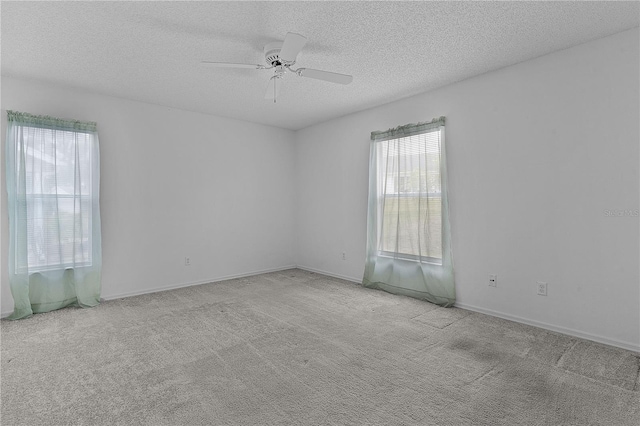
[2,1,638,130]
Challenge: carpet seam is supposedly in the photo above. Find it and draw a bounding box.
[554,339,579,367]
[633,356,640,392]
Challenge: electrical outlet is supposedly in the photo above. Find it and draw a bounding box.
[342,252,346,261]
[185,257,191,266]
[489,274,497,287]
[537,282,547,296]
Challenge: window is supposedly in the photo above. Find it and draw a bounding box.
[12,122,96,271]
[6,110,102,318]
[374,125,443,264]
[364,117,453,306]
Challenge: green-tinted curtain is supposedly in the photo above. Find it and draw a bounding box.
[363,117,455,306]
[5,111,102,319]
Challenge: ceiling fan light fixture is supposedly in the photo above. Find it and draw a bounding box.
[264,42,284,67]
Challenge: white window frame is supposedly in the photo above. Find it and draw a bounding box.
[375,128,443,265]
[13,124,95,273]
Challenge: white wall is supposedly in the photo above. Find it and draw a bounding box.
[1,77,296,315]
[294,28,640,351]
[1,29,638,352]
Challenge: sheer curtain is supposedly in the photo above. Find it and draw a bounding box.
[363,117,455,307]
[5,111,102,319]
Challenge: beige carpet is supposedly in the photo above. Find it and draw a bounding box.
[1,269,639,425]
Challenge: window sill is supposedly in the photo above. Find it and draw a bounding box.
[17,264,93,275]
[377,252,443,266]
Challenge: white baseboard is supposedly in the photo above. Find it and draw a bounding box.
[294,267,639,352]
[102,265,297,302]
[295,265,361,284]
[454,301,640,353]
[4,265,638,353]
[0,265,297,318]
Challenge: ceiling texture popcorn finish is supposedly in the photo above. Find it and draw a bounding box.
[2,1,638,130]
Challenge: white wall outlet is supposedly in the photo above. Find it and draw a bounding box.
[537,281,547,296]
[342,252,346,261]
[185,257,191,266]
[489,274,497,287]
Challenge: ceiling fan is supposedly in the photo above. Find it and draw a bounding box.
[201,32,353,102]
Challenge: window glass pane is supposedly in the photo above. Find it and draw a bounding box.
[380,196,442,259]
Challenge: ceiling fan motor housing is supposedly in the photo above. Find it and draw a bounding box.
[264,41,285,66]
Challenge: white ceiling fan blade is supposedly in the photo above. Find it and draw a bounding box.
[201,61,262,69]
[298,68,353,85]
[264,77,281,101]
[279,32,307,63]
